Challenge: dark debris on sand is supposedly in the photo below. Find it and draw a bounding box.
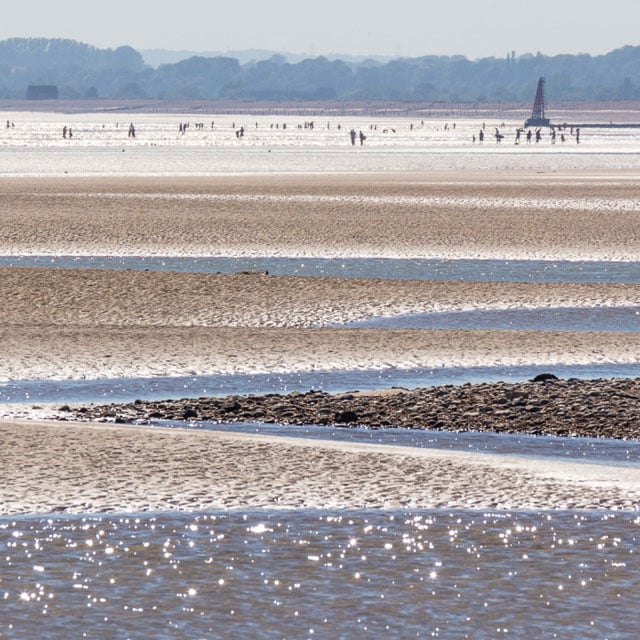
[61,376,640,440]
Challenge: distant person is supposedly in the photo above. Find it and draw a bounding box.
[526,129,532,143]
[359,130,366,145]
[478,129,484,143]
[535,128,542,143]
[62,126,67,139]
[68,128,73,138]
[576,128,580,144]
[495,128,503,143]
[515,128,521,144]
[350,129,356,145]
[128,123,136,138]
[551,129,556,144]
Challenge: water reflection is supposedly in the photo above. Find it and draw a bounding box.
[1,363,639,405]
[166,420,640,467]
[1,509,639,639]
[0,255,638,283]
[346,306,640,332]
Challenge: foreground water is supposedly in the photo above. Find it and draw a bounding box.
[1,509,638,639]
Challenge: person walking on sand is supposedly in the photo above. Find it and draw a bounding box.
[576,128,580,144]
[359,130,366,145]
[350,129,356,145]
[479,129,484,143]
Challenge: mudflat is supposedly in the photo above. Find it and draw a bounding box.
[0,170,638,515]
[1,172,639,260]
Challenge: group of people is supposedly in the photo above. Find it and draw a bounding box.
[473,125,581,144]
[349,129,367,145]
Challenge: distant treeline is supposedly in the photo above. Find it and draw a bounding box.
[2,37,640,102]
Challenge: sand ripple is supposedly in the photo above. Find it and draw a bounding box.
[1,421,639,515]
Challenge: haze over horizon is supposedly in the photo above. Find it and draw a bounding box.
[4,0,640,62]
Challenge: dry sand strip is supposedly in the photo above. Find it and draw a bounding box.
[0,420,639,516]
[0,326,638,381]
[0,267,638,328]
[0,173,639,260]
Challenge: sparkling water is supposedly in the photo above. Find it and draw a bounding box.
[1,509,639,639]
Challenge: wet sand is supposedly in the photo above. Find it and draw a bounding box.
[0,325,638,381]
[1,172,640,260]
[1,170,638,514]
[1,420,640,515]
[2,267,639,328]
[0,266,638,380]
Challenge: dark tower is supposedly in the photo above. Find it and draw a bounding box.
[525,77,551,128]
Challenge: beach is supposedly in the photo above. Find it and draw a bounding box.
[0,169,636,517]
[1,118,639,638]
[3,419,640,516]
[1,172,640,261]
[0,171,638,383]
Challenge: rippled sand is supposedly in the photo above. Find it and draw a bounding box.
[1,420,639,515]
[0,264,637,380]
[2,267,639,328]
[1,170,639,515]
[1,172,640,260]
[1,326,638,381]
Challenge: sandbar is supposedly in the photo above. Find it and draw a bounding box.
[1,420,639,515]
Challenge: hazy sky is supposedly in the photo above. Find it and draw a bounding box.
[4,0,640,59]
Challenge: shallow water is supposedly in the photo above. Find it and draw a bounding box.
[157,419,640,466]
[2,255,639,283]
[2,509,639,639]
[347,306,640,332]
[2,363,639,405]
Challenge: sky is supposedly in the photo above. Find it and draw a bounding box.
[4,0,640,60]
